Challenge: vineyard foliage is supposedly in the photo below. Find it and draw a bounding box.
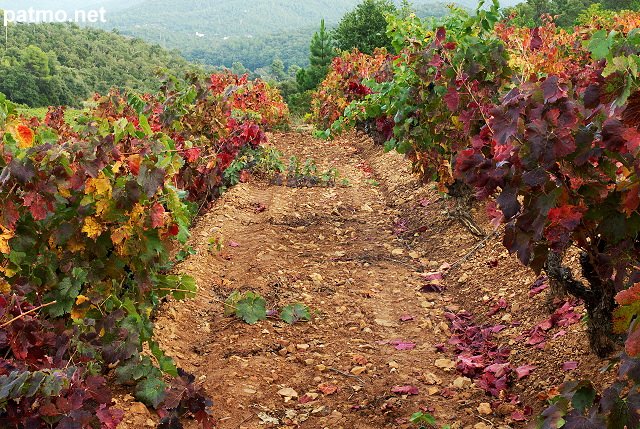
[314,0,640,424]
[0,71,287,426]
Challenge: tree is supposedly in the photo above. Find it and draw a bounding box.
[21,45,50,78]
[297,19,335,92]
[268,59,287,82]
[332,0,397,55]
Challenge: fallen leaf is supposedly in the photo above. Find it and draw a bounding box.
[229,241,239,247]
[317,384,338,395]
[434,343,447,352]
[257,412,279,424]
[390,340,416,350]
[440,387,457,398]
[400,315,415,322]
[487,298,510,316]
[299,395,314,404]
[511,406,533,421]
[391,385,419,395]
[562,361,578,371]
[515,365,537,379]
[351,354,368,365]
[420,282,444,293]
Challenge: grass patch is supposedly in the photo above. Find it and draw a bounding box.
[17,107,86,123]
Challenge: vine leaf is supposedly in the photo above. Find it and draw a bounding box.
[280,303,310,324]
[235,292,267,325]
[135,376,167,408]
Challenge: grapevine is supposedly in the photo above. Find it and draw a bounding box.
[0,70,288,426]
[317,1,640,424]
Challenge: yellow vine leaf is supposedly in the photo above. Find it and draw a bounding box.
[0,226,15,254]
[85,171,112,198]
[82,216,106,239]
[14,124,34,148]
[67,238,86,253]
[111,226,130,256]
[71,295,91,319]
[75,295,90,305]
[95,199,111,217]
[0,278,10,294]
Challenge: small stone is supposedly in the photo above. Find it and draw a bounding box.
[477,403,492,415]
[388,361,399,369]
[352,385,362,392]
[361,204,373,212]
[277,387,298,398]
[129,402,149,415]
[309,273,323,286]
[311,406,331,416]
[296,343,310,350]
[452,376,471,389]
[242,388,257,394]
[374,319,396,327]
[421,371,441,384]
[426,386,440,395]
[329,410,343,421]
[391,248,404,256]
[351,366,366,375]
[474,424,491,429]
[409,251,420,259]
[304,359,314,365]
[496,403,517,416]
[458,273,469,283]
[434,359,456,370]
[316,364,327,372]
[145,419,155,426]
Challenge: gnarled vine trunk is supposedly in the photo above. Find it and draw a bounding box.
[545,252,616,358]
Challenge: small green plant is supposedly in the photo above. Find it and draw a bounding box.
[236,292,268,325]
[410,412,450,429]
[280,303,311,324]
[224,292,311,325]
[207,237,222,252]
[365,179,379,186]
[224,146,287,186]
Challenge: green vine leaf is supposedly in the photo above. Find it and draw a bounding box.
[135,375,167,408]
[280,303,310,324]
[235,292,267,325]
[224,291,241,317]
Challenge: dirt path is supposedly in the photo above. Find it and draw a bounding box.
[116,131,614,429]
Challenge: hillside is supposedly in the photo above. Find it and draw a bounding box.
[0,20,199,107]
[94,0,521,71]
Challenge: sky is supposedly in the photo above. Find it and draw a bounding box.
[1,0,524,13]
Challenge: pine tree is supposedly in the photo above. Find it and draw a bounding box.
[297,19,335,92]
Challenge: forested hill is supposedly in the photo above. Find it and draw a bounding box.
[94,0,502,71]
[0,20,198,107]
